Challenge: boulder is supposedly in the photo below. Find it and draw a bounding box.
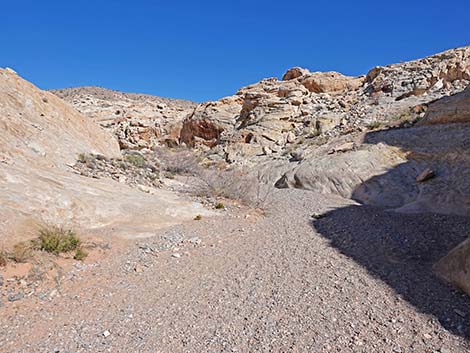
[282,67,310,80]
[419,85,470,125]
[434,238,470,295]
[299,71,365,93]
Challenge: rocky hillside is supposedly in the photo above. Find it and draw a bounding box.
[180,46,470,165]
[52,86,196,150]
[0,70,210,243]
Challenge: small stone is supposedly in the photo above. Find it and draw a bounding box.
[187,236,201,245]
[439,348,452,353]
[328,142,355,154]
[262,146,272,155]
[416,168,435,182]
[286,132,296,144]
[172,253,181,258]
[103,330,111,338]
[454,309,466,318]
[290,149,304,161]
[8,293,24,302]
[311,213,325,219]
[134,264,144,273]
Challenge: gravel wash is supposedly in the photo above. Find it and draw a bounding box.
[1,189,469,352]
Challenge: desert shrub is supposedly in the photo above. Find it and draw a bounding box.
[194,215,202,221]
[36,226,81,254]
[124,154,146,168]
[11,241,33,263]
[215,202,225,209]
[367,121,382,130]
[156,148,200,175]
[196,168,273,209]
[157,148,273,209]
[0,250,7,267]
[73,247,88,261]
[77,153,90,163]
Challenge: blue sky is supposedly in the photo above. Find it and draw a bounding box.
[1,0,469,102]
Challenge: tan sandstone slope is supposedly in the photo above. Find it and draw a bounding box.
[0,69,210,244]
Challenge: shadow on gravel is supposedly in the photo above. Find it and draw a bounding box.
[312,205,470,338]
[311,124,470,340]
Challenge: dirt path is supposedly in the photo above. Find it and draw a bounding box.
[1,189,469,352]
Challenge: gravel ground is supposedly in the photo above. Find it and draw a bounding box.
[1,188,469,352]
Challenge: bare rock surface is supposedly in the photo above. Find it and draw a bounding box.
[180,46,470,166]
[52,86,197,150]
[420,85,470,125]
[0,69,211,243]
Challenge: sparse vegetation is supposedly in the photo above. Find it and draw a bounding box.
[0,250,7,267]
[215,202,225,209]
[367,121,382,130]
[194,215,202,221]
[156,148,200,175]
[124,154,146,168]
[73,247,88,261]
[157,148,273,210]
[36,225,81,254]
[77,152,91,163]
[11,241,33,263]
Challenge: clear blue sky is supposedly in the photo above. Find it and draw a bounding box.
[1,0,469,102]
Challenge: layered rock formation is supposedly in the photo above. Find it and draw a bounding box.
[0,70,210,243]
[180,46,470,165]
[52,86,196,150]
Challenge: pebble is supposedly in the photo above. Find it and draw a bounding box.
[187,236,201,245]
[103,330,111,338]
[172,253,181,258]
[8,293,24,302]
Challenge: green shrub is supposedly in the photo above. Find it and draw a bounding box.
[367,121,382,130]
[73,247,88,261]
[37,226,80,254]
[125,154,146,168]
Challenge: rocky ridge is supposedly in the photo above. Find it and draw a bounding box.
[52,86,196,150]
[179,46,470,166]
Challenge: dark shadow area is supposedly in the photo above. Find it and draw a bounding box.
[313,204,470,338]
[312,123,470,339]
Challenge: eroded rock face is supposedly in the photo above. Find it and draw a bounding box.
[419,85,470,125]
[365,46,470,99]
[0,70,212,242]
[179,97,243,147]
[52,86,197,150]
[0,71,121,167]
[298,71,365,94]
[180,46,470,166]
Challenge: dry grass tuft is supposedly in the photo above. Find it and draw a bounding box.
[11,241,34,263]
[0,250,7,267]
